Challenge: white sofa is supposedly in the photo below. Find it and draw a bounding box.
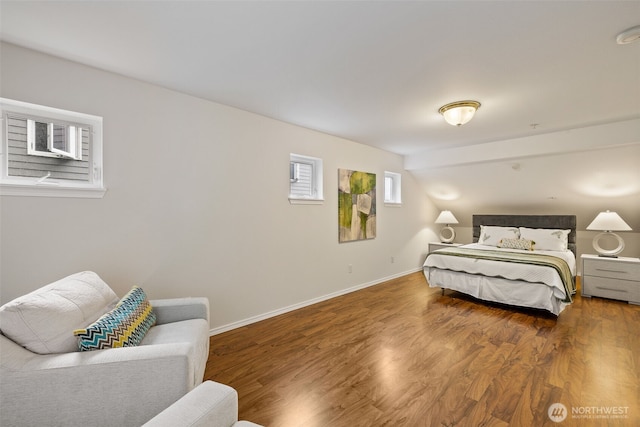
[0,271,211,427]
[143,380,263,427]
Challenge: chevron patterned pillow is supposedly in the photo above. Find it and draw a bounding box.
[74,286,156,351]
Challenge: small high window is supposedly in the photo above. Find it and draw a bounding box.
[1,98,105,198]
[384,171,402,205]
[289,153,323,204]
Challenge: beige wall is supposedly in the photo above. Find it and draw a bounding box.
[0,43,439,331]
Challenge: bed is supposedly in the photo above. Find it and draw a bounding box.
[423,215,577,315]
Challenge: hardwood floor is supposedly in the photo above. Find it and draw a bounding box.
[205,272,639,426]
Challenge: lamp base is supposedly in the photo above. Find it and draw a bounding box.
[439,226,456,243]
[592,232,625,257]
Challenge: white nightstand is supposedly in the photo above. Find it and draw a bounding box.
[581,254,640,304]
[429,242,463,253]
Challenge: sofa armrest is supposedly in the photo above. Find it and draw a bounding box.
[1,334,198,427]
[143,380,239,427]
[150,297,210,325]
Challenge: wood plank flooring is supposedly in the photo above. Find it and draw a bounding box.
[205,272,639,426]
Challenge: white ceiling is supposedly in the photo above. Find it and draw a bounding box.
[2,1,640,231]
[2,1,639,156]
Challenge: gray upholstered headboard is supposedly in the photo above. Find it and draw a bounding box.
[472,214,577,255]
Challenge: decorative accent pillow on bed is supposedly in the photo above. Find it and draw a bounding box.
[519,227,570,251]
[73,286,156,351]
[498,238,535,251]
[478,225,520,246]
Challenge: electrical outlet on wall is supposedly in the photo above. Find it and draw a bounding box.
[348,264,353,273]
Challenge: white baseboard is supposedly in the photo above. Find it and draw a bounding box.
[209,268,421,336]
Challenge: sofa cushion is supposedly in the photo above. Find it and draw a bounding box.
[74,286,157,351]
[0,271,119,354]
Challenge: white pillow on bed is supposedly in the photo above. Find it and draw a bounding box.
[519,227,570,251]
[478,225,520,246]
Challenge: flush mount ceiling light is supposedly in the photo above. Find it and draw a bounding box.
[438,100,481,126]
[616,25,640,44]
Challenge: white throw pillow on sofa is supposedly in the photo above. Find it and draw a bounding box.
[0,271,119,354]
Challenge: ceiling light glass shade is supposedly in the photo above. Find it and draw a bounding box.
[438,100,481,126]
[586,210,632,257]
[435,210,459,243]
[616,25,640,45]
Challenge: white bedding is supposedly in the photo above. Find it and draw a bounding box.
[423,243,576,315]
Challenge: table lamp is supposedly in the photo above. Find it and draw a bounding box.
[586,210,632,257]
[435,210,459,243]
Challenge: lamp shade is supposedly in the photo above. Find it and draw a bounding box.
[435,210,459,225]
[438,101,481,126]
[586,211,632,231]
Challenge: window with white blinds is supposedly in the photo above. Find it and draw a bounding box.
[289,153,323,204]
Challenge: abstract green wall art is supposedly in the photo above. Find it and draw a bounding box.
[338,169,377,243]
